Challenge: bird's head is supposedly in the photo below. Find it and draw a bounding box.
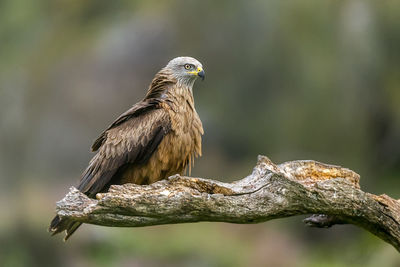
[165,57,205,86]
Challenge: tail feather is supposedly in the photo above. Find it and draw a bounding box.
[49,215,82,241]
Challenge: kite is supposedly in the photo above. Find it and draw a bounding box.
[49,57,205,240]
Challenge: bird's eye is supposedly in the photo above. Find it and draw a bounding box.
[184,64,191,70]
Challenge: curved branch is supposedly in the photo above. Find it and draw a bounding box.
[55,155,400,251]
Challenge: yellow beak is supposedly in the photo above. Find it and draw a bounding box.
[188,67,205,80]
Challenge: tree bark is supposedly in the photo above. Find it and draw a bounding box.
[54,155,400,252]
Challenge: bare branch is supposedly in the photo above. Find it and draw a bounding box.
[55,155,400,251]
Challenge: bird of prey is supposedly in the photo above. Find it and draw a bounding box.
[49,56,205,240]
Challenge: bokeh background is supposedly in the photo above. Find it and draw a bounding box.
[1,0,400,266]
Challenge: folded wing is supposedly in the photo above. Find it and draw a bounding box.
[78,100,171,197]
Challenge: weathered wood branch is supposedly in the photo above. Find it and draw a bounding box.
[55,155,400,251]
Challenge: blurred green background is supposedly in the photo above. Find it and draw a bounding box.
[1,0,399,266]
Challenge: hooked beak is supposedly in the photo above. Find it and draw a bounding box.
[197,69,205,81]
[188,67,205,81]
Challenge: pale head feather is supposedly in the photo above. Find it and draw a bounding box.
[164,56,204,87]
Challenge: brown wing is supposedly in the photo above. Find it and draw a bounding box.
[91,99,163,152]
[78,100,171,197]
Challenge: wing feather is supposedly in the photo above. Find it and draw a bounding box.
[91,99,162,152]
[78,102,171,197]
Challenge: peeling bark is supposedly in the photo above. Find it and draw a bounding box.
[54,155,400,251]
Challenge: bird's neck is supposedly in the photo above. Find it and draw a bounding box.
[166,83,195,111]
[146,69,195,106]
[145,69,176,100]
